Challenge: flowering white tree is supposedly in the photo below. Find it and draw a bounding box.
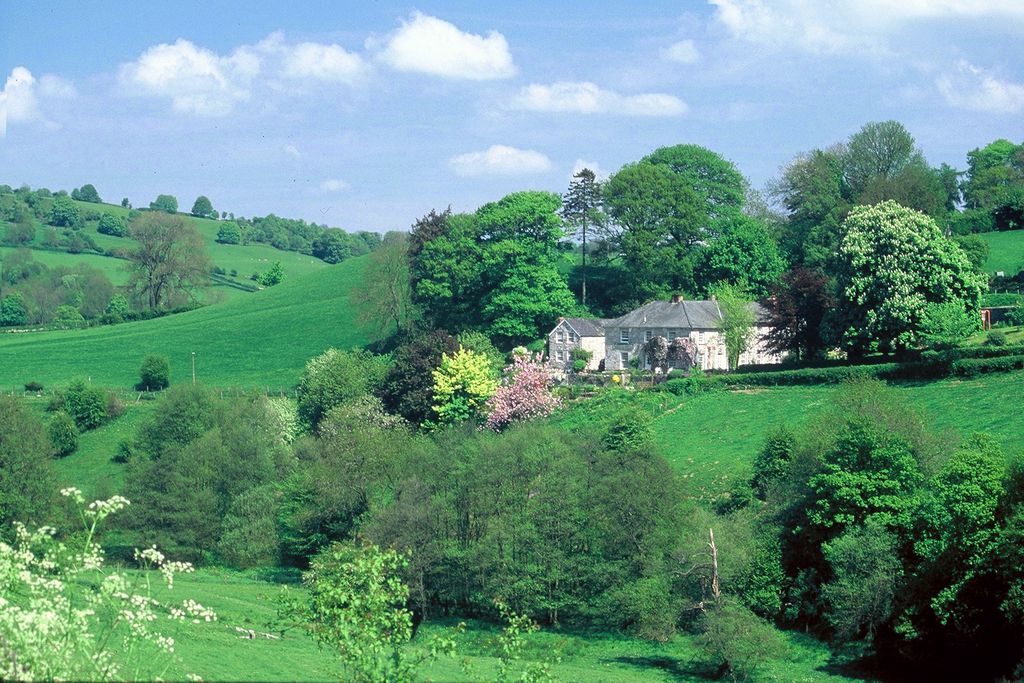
[0,488,216,681]
[485,352,561,432]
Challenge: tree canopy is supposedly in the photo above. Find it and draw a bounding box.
[126,212,211,309]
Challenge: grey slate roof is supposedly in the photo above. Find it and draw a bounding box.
[561,317,610,337]
[609,300,771,330]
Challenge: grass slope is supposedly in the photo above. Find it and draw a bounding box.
[124,570,851,683]
[0,256,377,389]
[562,372,1024,499]
[982,229,1024,274]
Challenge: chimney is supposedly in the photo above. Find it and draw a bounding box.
[670,294,683,304]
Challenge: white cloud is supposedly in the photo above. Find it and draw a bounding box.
[937,60,1024,114]
[513,81,686,117]
[284,144,301,159]
[319,178,349,192]
[281,42,368,84]
[371,12,516,80]
[1,67,76,137]
[710,0,1024,55]
[119,33,368,115]
[449,145,552,176]
[119,39,256,115]
[661,39,700,64]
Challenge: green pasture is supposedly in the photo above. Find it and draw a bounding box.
[108,569,852,683]
[0,256,378,389]
[981,229,1024,275]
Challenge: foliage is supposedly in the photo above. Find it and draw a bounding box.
[835,201,984,353]
[53,304,86,329]
[698,600,789,682]
[0,397,57,532]
[603,162,705,299]
[431,346,499,426]
[986,329,1009,347]
[127,212,212,310]
[296,348,386,431]
[215,222,241,244]
[312,229,352,264]
[149,194,179,213]
[257,261,285,287]
[138,354,171,390]
[57,378,113,430]
[694,215,784,298]
[921,300,982,349]
[0,487,214,681]
[379,330,459,425]
[47,410,79,457]
[71,183,102,203]
[601,405,655,454]
[0,292,28,326]
[215,483,281,568]
[190,195,216,219]
[561,167,605,306]
[494,599,559,683]
[97,212,129,237]
[750,426,795,499]
[48,194,80,227]
[351,231,414,336]
[762,267,833,361]
[277,541,457,683]
[713,283,756,371]
[485,352,561,431]
[643,144,746,221]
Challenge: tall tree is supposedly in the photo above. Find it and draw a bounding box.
[126,212,211,309]
[834,201,984,354]
[561,168,604,306]
[351,232,415,337]
[604,162,706,299]
[149,194,179,214]
[190,195,216,219]
[643,144,746,221]
[713,283,756,371]
[763,266,833,361]
[693,215,784,298]
[842,120,921,197]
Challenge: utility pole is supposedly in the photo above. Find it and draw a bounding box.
[191,351,196,385]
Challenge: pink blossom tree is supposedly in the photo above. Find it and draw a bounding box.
[485,352,561,431]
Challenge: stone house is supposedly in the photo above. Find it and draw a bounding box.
[547,317,610,371]
[547,295,782,373]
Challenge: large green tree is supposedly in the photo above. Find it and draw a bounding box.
[126,212,211,309]
[694,215,784,298]
[604,162,706,299]
[643,144,746,221]
[149,194,179,213]
[834,201,984,353]
[190,195,216,219]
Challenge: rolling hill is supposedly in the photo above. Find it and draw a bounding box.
[0,255,378,389]
[981,229,1024,275]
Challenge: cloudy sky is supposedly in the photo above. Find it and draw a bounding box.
[2,1,1023,231]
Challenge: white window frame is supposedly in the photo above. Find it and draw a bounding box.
[644,329,653,342]
[667,329,677,341]
[620,328,630,344]
[556,349,564,362]
[556,329,565,342]
[697,331,704,344]
[620,351,629,365]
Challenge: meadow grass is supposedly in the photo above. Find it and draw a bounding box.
[0,255,378,389]
[121,569,852,683]
[560,371,1024,499]
[981,229,1024,274]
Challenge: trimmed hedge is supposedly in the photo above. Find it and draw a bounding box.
[659,349,1024,394]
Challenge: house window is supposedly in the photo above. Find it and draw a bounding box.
[696,331,704,344]
[556,329,565,342]
[620,329,630,344]
[620,351,629,365]
[556,349,565,362]
[667,329,677,341]
[644,330,653,342]
[569,332,577,342]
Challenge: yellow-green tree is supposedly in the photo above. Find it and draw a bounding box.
[431,346,498,426]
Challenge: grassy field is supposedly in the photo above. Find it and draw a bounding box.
[981,229,1024,274]
[111,569,853,683]
[561,371,1024,499]
[0,255,378,389]
[0,245,133,284]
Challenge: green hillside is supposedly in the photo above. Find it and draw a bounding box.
[981,229,1024,274]
[0,256,377,389]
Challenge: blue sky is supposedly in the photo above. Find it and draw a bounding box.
[2,1,1023,231]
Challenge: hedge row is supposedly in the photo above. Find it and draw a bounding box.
[659,353,1024,394]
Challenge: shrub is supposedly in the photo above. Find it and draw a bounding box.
[297,348,387,431]
[1008,306,1024,327]
[215,484,281,568]
[216,222,241,244]
[54,379,113,431]
[47,412,79,457]
[24,381,43,392]
[137,354,170,391]
[52,305,85,330]
[96,213,128,237]
[986,330,1008,347]
[952,355,1024,378]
